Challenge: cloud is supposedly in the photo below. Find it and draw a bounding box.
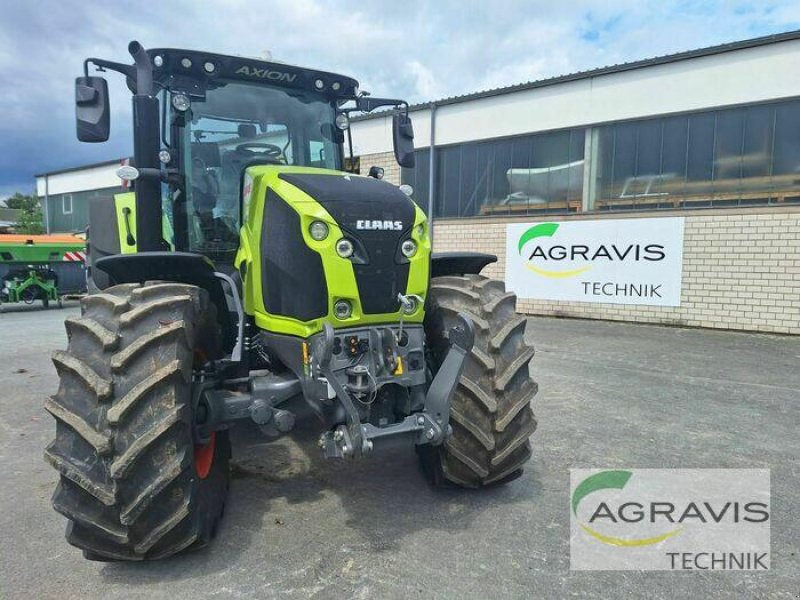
[407,60,443,99]
[0,0,798,195]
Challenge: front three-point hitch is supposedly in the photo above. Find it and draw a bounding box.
[316,313,474,458]
[195,313,475,460]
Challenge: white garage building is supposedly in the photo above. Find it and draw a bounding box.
[349,30,800,335]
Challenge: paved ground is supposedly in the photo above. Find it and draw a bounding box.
[0,303,798,599]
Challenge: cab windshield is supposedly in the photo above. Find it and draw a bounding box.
[173,80,341,262]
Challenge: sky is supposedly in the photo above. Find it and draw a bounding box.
[1,0,799,199]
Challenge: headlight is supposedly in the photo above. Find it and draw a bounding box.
[309,221,329,241]
[171,93,191,112]
[335,113,350,130]
[402,296,418,315]
[333,299,352,319]
[401,239,417,258]
[336,238,354,258]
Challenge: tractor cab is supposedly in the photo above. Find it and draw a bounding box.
[153,49,359,263]
[76,43,415,263]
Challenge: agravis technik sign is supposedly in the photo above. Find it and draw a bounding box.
[570,469,770,571]
[505,217,685,306]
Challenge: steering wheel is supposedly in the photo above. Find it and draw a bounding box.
[235,143,283,160]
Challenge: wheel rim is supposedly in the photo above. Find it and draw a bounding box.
[194,431,216,479]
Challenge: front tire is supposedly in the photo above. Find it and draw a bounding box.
[45,282,230,561]
[421,275,538,487]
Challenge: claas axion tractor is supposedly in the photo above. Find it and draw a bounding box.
[45,41,538,560]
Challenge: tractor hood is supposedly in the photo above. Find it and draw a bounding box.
[279,173,419,315]
[237,166,430,338]
[277,172,416,235]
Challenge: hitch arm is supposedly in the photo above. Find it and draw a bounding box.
[316,323,368,458]
[422,312,475,444]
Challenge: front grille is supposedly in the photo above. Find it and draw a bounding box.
[351,230,409,314]
[278,173,418,315]
[261,190,327,321]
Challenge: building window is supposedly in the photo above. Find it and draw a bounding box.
[401,97,800,218]
[402,127,585,218]
[593,98,800,210]
[62,194,73,215]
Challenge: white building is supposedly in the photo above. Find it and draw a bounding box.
[349,30,800,335]
[35,159,126,234]
[350,30,800,214]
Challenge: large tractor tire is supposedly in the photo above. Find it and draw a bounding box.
[45,282,230,561]
[420,275,537,487]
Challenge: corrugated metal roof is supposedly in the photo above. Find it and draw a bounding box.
[354,29,800,120]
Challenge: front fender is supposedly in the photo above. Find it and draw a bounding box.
[94,252,237,353]
[430,252,497,278]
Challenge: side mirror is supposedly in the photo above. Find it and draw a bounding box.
[75,76,110,142]
[392,112,415,168]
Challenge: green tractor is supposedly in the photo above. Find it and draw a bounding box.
[46,41,537,561]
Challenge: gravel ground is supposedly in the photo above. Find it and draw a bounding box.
[0,302,798,599]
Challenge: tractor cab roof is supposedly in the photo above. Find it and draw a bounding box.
[147,48,359,101]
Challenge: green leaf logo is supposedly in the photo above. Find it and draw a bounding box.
[572,470,632,516]
[572,470,681,547]
[517,223,559,254]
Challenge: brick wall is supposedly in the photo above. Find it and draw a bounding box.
[431,208,800,335]
[357,152,400,184]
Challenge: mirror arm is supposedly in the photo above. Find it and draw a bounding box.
[354,96,409,114]
[135,167,183,187]
[84,58,135,81]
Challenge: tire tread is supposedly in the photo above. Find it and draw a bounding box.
[424,274,537,487]
[45,282,229,561]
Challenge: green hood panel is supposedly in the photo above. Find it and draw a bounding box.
[236,166,430,338]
